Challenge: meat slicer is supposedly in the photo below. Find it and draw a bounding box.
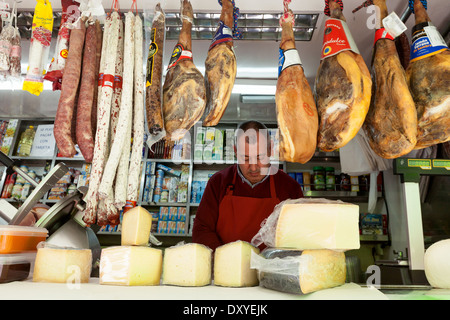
[0,151,101,275]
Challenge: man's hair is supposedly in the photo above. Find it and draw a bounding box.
[235,120,270,149]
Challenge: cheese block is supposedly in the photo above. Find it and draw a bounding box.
[256,249,346,295]
[275,202,360,250]
[162,243,212,287]
[99,246,162,286]
[121,206,153,246]
[33,247,92,283]
[214,240,259,287]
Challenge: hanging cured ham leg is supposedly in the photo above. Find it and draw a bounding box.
[275,8,318,164]
[203,0,237,126]
[363,0,417,159]
[315,0,372,152]
[406,0,450,149]
[162,0,206,140]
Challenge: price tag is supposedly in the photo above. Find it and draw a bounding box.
[30,125,56,157]
[382,12,407,38]
[424,25,447,48]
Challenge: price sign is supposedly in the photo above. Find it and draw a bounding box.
[30,124,56,157]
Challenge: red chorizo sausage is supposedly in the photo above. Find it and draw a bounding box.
[54,17,87,158]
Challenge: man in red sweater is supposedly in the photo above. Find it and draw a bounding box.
[192,120,303,250]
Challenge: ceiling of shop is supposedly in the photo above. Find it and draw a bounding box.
[0,0,449,120]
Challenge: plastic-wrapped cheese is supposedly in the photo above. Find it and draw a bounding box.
[162,243,212,287]
[99,246,162,286]
[33,247,92,283]
[214,240,259,287]
[121,206,153,246]
[424,239,450,289]
[251,248,346,294]
[252,199,360,250]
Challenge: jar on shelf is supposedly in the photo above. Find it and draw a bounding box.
[340,173,350,191]
[313,166,325,191]
[325,167,335,191]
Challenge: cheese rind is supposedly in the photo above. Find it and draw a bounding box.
[275,202,360,250]
[214,240,259,287]
[258,249,346,294]
[162,243,212,287]
[121,206,153,246]
[33,247,92,283]
[99,246,162,286]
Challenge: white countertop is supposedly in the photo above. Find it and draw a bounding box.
[0,279,388,300]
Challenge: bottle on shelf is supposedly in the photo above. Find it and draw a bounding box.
[17,126,36,157]
[313,166,325,191]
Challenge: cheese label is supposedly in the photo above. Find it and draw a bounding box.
[410,22,448,63]
[321,18,360,60]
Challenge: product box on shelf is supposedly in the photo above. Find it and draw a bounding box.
[360,213,386,235]
[156,206,188,235]
[0,119,18,155]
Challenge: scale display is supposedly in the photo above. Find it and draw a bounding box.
[394,158,450,182]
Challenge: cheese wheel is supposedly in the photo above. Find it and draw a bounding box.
[121,206,153,246]
[162,243,212,287]
[99,246,162,286]
[214,240,259,287]
[275,202,360,250]
[424,239,450,289]
[33,247,92,283]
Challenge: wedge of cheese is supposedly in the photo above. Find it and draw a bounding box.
[162,243,212,287]
[275,202,360,250]
[258,249,346,294]
[33,247,92,283]
[214,240,259,287]
[99,246,162,286]
[121,206,153,246]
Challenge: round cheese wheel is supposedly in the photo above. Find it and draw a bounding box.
[424,239,450,289]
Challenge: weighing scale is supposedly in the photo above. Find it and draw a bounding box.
[392,158,450,285]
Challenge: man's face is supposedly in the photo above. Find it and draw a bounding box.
[235,129,271,185]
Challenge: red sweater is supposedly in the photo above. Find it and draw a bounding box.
[192,164,303,250]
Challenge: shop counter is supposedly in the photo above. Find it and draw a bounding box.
[2,279,449,301]
[0,279,387,300]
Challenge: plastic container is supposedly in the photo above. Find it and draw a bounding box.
[0,226,48,254]
[313,166,325,191]
[0,252,36,283]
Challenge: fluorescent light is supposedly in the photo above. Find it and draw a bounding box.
[232,84,276,95]
[0,78,54,91]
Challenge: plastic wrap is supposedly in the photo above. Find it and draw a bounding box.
[0,24,14,72]
[44,0,80,90]
[22,0,53,96]
[99,246,163,286]
[251,198,360,250]
[250,248,346,295]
